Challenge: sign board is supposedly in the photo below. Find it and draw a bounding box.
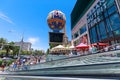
[49,32,64,43]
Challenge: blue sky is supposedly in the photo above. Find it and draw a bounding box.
[0,0,76,51]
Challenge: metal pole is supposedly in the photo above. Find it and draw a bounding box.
[18,42,21,58]
[8,30,24,58]
[18,36,23,58]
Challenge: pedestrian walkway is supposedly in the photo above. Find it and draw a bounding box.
[0,71,3,74]
[0,76,6,80]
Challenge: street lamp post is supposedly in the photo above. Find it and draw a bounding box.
[18,37,23,58]
[9,30,24,58]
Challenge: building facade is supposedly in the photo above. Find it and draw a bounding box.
[71,0,120,46]
[14,41,32,51]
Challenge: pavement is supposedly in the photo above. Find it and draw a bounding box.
[0,71,8,75]
[0,75,114,80]
[0,75,6,80]
[0,71,3,74]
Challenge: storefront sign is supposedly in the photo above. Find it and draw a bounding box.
[87,0,107,27]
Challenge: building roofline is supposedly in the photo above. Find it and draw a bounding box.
[71,0,95,30]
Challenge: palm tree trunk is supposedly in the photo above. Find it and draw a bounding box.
[6,49,9,57]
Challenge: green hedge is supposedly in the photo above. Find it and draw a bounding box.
[0,59,14,66]
[0,60,2,66]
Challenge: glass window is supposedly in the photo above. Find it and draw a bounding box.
[104,11,108,18]
[99,15,104,20]
[99,21,107,39]
[96,25,101,41]
[106,19,112,32]
[106,0,114,7]
[114,29,120,36]
[80,26,87,34]
[93,27,98,43]
[105,18,113,37]
[108,32,113,37]
[74,33,79,39]
[108,5,117,15]
[110,13,120,30]
[106,18,113,37]
[89,29,93,43]
[90,27,97,43]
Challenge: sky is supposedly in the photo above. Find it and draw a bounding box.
[0,0,77,51]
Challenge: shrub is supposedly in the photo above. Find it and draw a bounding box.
[0,60,2,66]
[6,59,14,66]
[0,59,15,66]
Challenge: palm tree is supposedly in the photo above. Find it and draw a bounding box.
[3,42,14,57]
[0,38,7,49]
[33,50,44,56]
[12,46,20,57]
[46,49,49,55]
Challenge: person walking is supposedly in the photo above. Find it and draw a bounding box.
[1,62,5,72]
[13,61,17,71]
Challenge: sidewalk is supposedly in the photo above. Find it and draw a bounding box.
[0,71,3,74]
[0,77,5,80]
[0,71,8,75]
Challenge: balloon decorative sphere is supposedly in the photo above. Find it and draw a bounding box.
[47,10,66,32]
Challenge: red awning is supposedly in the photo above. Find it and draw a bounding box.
[76,43,89,49]
[92,42,109,46]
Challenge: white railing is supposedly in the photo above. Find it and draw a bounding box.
[8,43,120,71]
[8,50,120,72]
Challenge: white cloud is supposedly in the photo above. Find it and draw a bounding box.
[28,37,39,45]
[27,37,48,52]
[0,12,14,24]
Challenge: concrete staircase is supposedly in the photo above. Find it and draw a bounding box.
[27,50,120,70]
[7,50,120,75]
